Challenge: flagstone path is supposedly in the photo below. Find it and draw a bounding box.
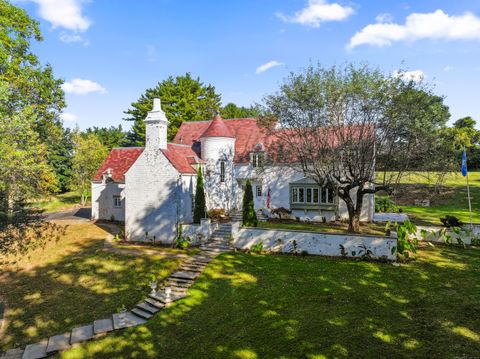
[0,223,233,359]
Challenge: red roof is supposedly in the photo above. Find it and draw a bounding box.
[174,118,269,163]
[161,143,201,174]
[200,115,235,138]
[93,148,144,182]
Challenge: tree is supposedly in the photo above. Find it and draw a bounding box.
[260,63,450,232]
[454,117,476,129]
[84,125,128,150]
[0,0,69,190]
[221,103,260,119]
[71,133,108,205]
[193,167,207,223]
[124,73,221,146]
[242,180,257,227]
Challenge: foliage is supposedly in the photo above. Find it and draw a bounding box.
[175,235,191,250]
[242,180,258,227]
[207,208,226,221]
[387,220,418,259]
[375,196,398,213]
[270,207,292,219]
[124,73,221,146]
[193,167,207,223]
[221,103,260,119]
[249,241,264,254]
[71,133,108,205]
[84,125,128,150]
[259,63,451,232]
[440,215,463,228]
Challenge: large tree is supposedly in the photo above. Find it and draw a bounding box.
[124,73,221,146]
[84,125,128,150]
[221,103,260,119]
[71,133,108,205]
[0,0,70,190]
[260,63,451,232]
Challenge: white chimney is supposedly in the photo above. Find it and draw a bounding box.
[144,98,168,150]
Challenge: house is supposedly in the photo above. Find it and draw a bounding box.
[91,98,374,243]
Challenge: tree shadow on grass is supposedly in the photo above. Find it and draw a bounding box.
[61,246,480,358]
[0,234,184,351]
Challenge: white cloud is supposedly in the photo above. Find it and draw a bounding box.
[59,32,89,46]
[30,0,91,32]
[277,0,354,28]
[375,13,393,23]
[348,9,480,49]
[60,112,79,122]
[61,79,107,95]
[443,65,454,72]
[394,70,426,83]
[255,61,283,74]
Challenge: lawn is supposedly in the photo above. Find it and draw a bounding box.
[258,219,386,235]
[377,171,480,225]
[31,191,85,213]
[62,246,480,358]
[0,222,191,351]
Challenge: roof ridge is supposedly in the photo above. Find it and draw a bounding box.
[111,146,145,150]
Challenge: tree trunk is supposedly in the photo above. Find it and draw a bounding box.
[341,188,364,233]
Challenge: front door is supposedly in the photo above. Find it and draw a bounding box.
[253,183,264,210]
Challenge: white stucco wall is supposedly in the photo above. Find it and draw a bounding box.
[232,227,396,261]
[91,181,125,221]
[125,150,191,243]
[201,136,236,211]
[233,164,374,222]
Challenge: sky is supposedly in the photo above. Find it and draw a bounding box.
[14,0,480,130]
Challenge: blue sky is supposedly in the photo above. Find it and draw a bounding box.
[15,0,480,130]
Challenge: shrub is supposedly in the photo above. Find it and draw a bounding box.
[193,167,207,224]
[175,235,191,249]
[440,215,463,228]
[270,207,292,219]
[242,180,257,227]
[375,196,397,213]
[249,241,263,253]
[207,208,226,221]
[388,220,418,259]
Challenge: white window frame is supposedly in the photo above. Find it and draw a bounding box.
[290,186,334,205]
[113,195,122,208]
[251,152,264,168]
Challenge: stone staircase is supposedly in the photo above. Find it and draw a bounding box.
[1,236,233,359]
[230,210,268,223]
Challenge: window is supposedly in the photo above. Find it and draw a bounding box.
[251,153,264,168]
[220,161,225,182]
[256,185,262,197]
[290,186,335,205]
[113,195,122,207]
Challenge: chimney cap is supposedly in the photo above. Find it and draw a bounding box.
[145,97,168,123]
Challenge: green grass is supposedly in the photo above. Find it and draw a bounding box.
[258,220,386,235]
[62,246,480,358]
[0,223,191,350]
[32,191,85,213]
[376,171,480,225]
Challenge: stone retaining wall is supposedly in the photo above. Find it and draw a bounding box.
[232,226,397,261]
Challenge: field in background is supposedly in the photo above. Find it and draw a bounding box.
[376,172,480,225]
[32,191,86,213]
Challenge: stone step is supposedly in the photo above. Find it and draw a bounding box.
[22,340,48,359]
[46,332,71,354]
[148,293,167,304]
[163,285,188,294]
[70,324,94,344]
[112,311,147,330]
[136,302,160,314]
[131,308,153,320]
[170,271,199,280]
[3,348,23,359]
[144,297,165,309]
[165,280,192,289]
[179,263,206,270]
[93,318,114,335]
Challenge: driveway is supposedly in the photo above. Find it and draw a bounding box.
[44,207,92,222]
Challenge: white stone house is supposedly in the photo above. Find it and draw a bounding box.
[92,98,374,243]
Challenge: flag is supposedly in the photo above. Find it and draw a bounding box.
[266,187,271,209]
[462,147,468,177]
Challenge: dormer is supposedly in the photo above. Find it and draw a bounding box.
[250,143,266,168]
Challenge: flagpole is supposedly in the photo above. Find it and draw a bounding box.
[464,146,473,230]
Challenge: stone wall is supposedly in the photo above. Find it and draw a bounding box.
[182,219,214,244]
[231,226,396,261]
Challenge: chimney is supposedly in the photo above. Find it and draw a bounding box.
[144,98,168,150]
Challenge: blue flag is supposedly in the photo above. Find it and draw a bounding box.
[462,148,468,177]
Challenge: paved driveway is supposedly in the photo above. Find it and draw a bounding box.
[45,207,91,222]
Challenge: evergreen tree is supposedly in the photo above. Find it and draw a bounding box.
[84,125,128,150]
[242,180,257,227]
[193,167,207,223]
[221,103,260,119]
[124,73,221,146]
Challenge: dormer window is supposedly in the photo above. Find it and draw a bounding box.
[251,153,265,168]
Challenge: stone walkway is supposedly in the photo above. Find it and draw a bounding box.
[0,224,233,359]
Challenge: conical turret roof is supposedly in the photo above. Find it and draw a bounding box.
[200,114,235,138]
